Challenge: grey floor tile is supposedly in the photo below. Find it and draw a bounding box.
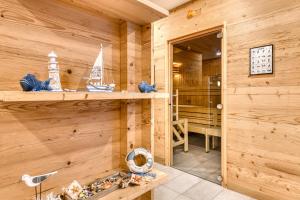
[154,185,180,200]
[155,162,184,182]
[183,180,224,200]
[164,173,202,194]
[173,157,199,171]
[188,161,221,184]
[175,195,193,200]
[173,134,221,184]
[213,189,255,200]
[154,163,252,200]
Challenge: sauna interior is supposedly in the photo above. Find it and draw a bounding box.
[1,0,300,200]
[172,32,222,184]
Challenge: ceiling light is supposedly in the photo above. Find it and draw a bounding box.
[173,62,182,68]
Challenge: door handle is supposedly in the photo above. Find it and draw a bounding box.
[217,104,223,110]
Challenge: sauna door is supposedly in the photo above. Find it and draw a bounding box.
[169,28,224,185]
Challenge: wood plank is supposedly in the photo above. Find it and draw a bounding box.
[0,100,121,200]
[0,1,163,200]
[99,169,167,200]
[152,0,300,199]
[0,0,121,91]
[141,25,152,154]
[137,0,169,17]
[0,1,124,199]
[0,91,169,102]
[58,0,169,25]
[173,47,221,107]
[120,21,146,171]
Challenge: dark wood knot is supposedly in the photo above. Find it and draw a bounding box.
[67,69,72,74]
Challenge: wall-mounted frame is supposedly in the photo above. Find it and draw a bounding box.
[249,44,273,76]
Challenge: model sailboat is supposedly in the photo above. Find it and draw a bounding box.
[86,44,115,92]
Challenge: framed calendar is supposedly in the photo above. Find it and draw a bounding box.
[249,44,273,76]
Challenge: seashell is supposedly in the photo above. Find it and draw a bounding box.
[20,74,52,91]
[138,81,157,93]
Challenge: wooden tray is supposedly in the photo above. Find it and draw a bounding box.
[64,172,129,200]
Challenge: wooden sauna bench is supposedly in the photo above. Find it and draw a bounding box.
[178,105,221,152]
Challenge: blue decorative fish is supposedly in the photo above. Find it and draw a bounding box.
[20,74,52,91]
[138,81,157,93]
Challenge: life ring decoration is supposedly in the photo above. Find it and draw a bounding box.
[126,148,153,174]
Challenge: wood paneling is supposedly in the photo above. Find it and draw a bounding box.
[202,58,221,107]
[0,91,169,102]
[0,0,121,91]
[0,100,121,200]
[58,0,169,25]
[120,21,142,168]
[173,49,221,107]
[120,22,153,200]
[0,0,123,199]
[203,58,221,80]
[100,169,166,200]
[153,0,300,199]
[175,33,221,60]
[173,50,203,90]
[0,0,156,199]
[141,25,152,152]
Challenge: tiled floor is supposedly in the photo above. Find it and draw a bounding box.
[173,133,221,184]
[154,163,254,200]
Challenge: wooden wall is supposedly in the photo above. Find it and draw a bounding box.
[202,58,221,107]
[0,100,121,199]
[0,0,121,199]
[0,0,151,199]
[153,0,300,199]
[141,25,152,152]
[0,0,121,91]
[173,51,203,105]
[173,49,221,107]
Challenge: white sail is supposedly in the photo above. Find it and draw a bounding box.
[86,43,115,92]
[90,44,103,83]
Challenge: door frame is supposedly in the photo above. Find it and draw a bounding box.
[167,23,228,186]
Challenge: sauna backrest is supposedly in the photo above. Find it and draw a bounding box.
[178,105,221,127]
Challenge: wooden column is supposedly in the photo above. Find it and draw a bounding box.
[141,25,153,153]
[120,22,153,200]
[120,21,142,168]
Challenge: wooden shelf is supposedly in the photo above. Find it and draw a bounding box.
[59,0,169,25]
[99,169,167,200]
[0,91,169,102]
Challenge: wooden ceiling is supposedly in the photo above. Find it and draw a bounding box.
[149,0,191,10]
[174,33,222,60]
[59,0,169,25]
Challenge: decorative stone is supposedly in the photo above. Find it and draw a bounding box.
[46,192,62,200]
[64,180,83,200]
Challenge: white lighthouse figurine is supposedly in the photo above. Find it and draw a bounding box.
[48,51,62,91]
